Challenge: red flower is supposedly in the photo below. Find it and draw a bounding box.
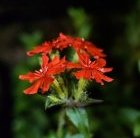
[68,52,113,85]
[53,33,106,58]
[27,42,52,56]
[19,54,66,94]
[52,33,73,50]
[26,33,73,56]
[26,33,105,59]
[72,37,106,59]
[82,41,106,58]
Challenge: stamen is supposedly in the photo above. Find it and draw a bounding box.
[39,69,43,72]
[82,38,85,41]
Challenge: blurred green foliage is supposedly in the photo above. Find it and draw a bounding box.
[68,8,92,39]
[12,32,50,138]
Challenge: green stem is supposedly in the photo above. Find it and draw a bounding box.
[57,109,65,138]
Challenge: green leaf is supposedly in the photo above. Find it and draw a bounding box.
[20,31,43,49]
[120,108,140,124]
[68,8,92,38]
[66,108,90,137]
[134,118,140,137]
[48,132,57,138]
[65,133,84,138]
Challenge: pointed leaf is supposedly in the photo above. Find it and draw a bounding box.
[66,108,90,134]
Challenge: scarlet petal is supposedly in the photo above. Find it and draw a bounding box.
[86,44,106,58]
[66,62,81,69]
[96,58,106,67]
[91,58,106,68]
[24,79,42,94]
[19,72,40,83]
[48,56,60,66]
[59,33,67,39]
[41,54,49,68]
[27,43,51,56]
[78,52,90,66]
[41,77,54,93]
[99,67,113,73]
[48,67,65,75]
[89,47,106,58]
[92,71,113,85]
[52,33,73,50]
[74,70,91,80]
[47,56,66,75]
[92,71,104,85]
[101,75,114,82]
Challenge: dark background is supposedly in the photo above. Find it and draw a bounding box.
[0,0,135,23]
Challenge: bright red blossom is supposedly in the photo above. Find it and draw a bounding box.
[19,54,66,94]
[72,37,106,59]
[52,33,74,50]
[67,52,113,85]
[53,33,106,58]
[26,33,105,58]
[19,33,113,94]
[27,42,52,56]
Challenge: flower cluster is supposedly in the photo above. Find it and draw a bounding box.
[19,33,113,95]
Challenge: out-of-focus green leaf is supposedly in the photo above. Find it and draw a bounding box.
[134,118,140,137]
[68,8,92,39]
[66,108,90,137]
[47,132,57,138]
[66,108,89,129]
[120,108,140,124]
[120,108,140,137]
[20,31,43,49]
[65,133,84,138]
